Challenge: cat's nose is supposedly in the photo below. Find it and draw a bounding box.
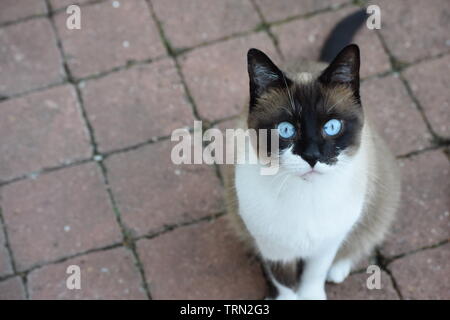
[302,144,320,168]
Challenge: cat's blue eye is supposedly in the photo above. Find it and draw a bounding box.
[323,119,342,136]
[277,121,296,139]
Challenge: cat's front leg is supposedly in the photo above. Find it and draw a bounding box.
[296,237,344,300]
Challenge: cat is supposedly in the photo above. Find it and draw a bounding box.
[222,10,401,300]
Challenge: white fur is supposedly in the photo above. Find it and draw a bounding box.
[235,134,369,299]
[327,258,353,283]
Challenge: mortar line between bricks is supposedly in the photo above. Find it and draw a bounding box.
[145,0,205,122]
[44,0,153,299]
[0,206,20,278]
[398,74,448,143]
[134,211,226,242]
[0,132,177,189]
[144,1,354,60]
[0,0,110,29]
[146,0,252,188]
[382,267,404,299]
[0,54,166,103]
[264,0,355,27]
[248,0,284,60]
[0,13,49,29]
[0,242,124,283]
[395,143,450,159]
[165,1,355,60]
[97,162,153,299]
[0,204,30,298]
[44,0,100,156]
[0,158,92,188]
[373,30,444,144]
[373,249,404,300]
[383,239,450,267]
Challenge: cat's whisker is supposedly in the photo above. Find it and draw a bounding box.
[282,73,296,112]
[274,173,291,202]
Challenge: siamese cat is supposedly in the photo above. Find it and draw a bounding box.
[222,11,401,300]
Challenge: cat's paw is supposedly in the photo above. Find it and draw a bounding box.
[272,288,298,300]
[327,259,352,284]
[297,287,327,300]
[275,292,298,300]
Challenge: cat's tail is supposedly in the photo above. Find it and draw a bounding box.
[319,9,367,63]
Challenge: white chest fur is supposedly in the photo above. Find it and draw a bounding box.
[235,148,368,262]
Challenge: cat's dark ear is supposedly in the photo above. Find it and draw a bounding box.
[319,44,360,99]
[247,48,291,108]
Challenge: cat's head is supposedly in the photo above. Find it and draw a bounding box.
[247,44,363,178]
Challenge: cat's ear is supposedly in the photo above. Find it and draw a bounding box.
[247,48,291,107]
[318,44,360,98]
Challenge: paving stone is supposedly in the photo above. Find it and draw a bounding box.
[0,18,63,96]
[0,227,13,277]
[273,7,391,79]
[403,55,450,138]
[152,0,261,50]
[375,0,450,63]
[327,270,399,300]
[1,163,122,271]
[0,277,26,300]
[54,0,165,79]
[28,247,147,299]
[389,243,450,299]
[105,140,223,237]
[137,216,266,299]
[381,150,450,257]
[81,59,195,153]
[0,85,92,182]
[361,74,432,156]
[254,0,348,22]
[180,32,279,121]
[0,0,47,24]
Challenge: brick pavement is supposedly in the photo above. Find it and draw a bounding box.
[0,0,448,299]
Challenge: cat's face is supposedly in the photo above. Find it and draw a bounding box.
[247,45,364,178]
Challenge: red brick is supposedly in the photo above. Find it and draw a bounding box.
[375,0,450,63]
[0,228,13,277]
[327,270,399,300]
[152,0,261,49]
[82,59,195,153]
[273,7,391,78]
[54,0,166,79]
[28,247,147,299]
[0,0,47,24]
[361,75,432,156]
[0,85,92,182]
[0,277,26,300]
[180,32,279,121]
[137,216,266,299]
[105,140,223,237]
[255,0,348,22]
[403,55,450,138]
[389,243,450,299]
[1,163,122,271]
[381,150,450,257]
[0,18,63,96]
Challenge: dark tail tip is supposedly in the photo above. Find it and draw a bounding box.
[319,9,367,63]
